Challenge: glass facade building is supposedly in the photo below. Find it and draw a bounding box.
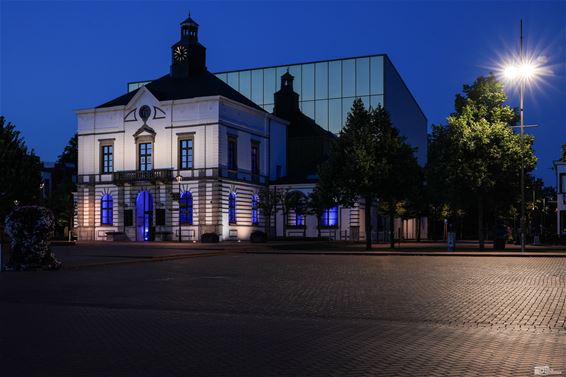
[128,54,427,163]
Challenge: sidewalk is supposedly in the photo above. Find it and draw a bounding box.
[53,241,239,269]
[48,240,566,270]
[244,240,566,257]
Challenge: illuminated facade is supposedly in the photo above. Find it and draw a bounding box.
[76,16,428,242]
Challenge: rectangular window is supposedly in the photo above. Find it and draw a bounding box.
[155,209,166,226]
[315,62,328,100]
[561,211,566,234]
[251,69,263,105]
[101,194,113,225]
[356,57,370,96]
[288,65,302,97]
[329,98,342,134]
[263,68,276,105]
[370,56,384,95]
[560,174,566,193]
[329,60,342,99]
[342,59,356,97]
[322,207,338,227]
[239,70,251,99]
[251,142,260,175]
[101,144,113,173]
[124,210,133,227]
[138,143,153,171]
[302,64,315,101]
[315,100,329,130]
[227,72,239,91]
[179,138,194,170]
[228,137,238,170]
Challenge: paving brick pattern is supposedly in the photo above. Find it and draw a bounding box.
[0,254,564,376]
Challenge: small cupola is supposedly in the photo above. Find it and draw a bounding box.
[170,14,207,79]
[180,14,199,43]
[274,70,300,119]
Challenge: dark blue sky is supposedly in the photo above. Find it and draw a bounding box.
[1,1,564,184]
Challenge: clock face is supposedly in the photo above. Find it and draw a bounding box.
[174,45,188,62]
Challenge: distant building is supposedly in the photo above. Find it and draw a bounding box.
[75,16,427,242]
[554,146,566,235]
[130,54,427,165]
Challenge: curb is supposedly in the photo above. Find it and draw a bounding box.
[63,250,237,270]
[241,250,566,258]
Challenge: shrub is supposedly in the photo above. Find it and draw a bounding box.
[4,206,61,270]
[201,232,219,243]
[250,230,267,243]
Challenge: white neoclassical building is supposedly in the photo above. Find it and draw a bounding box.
[75,16,425,242]
[76,16,288,241]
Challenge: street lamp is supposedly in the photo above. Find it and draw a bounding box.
[501,20,542,252]
[176,174,183,242]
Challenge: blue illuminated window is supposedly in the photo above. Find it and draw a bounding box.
[101,194,113,225]
[321,207,338,227]
[180,191,193,225]
[251,194,259,225]
[295,210,304,226]
[229,192,237,224]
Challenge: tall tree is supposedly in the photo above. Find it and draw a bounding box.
[46,134,78,238]
[428,75,536,248]
[370,105,420,248]
[257,186,279,239]
[0,116,42,225]
[318,100,419,250]
[307,186,336,239]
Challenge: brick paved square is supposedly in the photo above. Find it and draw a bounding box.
[0,248,564,376]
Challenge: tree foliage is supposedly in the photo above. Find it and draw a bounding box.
[427,74,536,248]
[46,134,78,237]
[0,116,42,225]
[318,99,420,249]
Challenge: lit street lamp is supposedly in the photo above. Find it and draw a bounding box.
[176,174,183,242]
[502,20,542,252]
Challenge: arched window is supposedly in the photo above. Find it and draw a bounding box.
[179,191,193,225]
[228,192,237,224]
[251,194,259,225]
[101,194,113,225]
[321,206,338,227]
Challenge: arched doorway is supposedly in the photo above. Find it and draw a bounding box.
[136,191,154,241]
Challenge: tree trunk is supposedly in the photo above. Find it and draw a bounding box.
[478,196,484,250]
[265,211,271,239]
[389,201,395,249]
[364,196,372,250]
[416,216,421,242]
[282,210,287,240]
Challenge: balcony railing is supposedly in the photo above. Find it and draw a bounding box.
[78,167,268,185]
[114,169,173,183]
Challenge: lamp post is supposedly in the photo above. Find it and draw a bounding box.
[176,174,183,243]
[502,20,541,252]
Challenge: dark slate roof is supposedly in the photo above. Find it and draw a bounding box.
[287,111,336,139]
[181,15,198,26]
[97,71,265,112]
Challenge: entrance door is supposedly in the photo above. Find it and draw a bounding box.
[136,191,154,241]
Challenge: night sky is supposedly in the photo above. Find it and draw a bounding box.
[1,1,564,185]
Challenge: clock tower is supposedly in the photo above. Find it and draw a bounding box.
[170,15,207,79]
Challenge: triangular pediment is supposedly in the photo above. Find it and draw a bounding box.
[126,86,159,110]
[133,124,157,138]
